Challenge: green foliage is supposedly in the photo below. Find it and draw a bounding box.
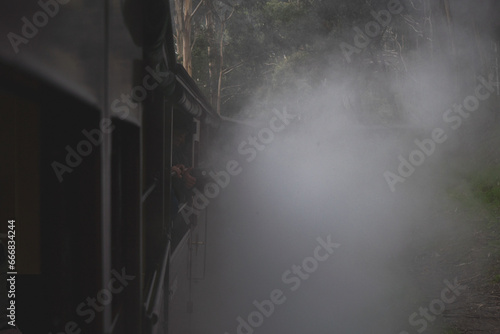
[446,166,500,237]
[263,0,304,24]
[272,50,309,86]
[470,167,500,211]
[186,0,499,121]
[447,167,500,209]
[191,30,210,92]
[442,329,463,334]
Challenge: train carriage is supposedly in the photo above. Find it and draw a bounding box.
[0,0,217,333]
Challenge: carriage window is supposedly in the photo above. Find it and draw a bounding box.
[0,89,41,274]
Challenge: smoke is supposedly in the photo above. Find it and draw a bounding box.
[186,1,499,333]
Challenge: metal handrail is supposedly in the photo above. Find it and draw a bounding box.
[141,178,159,203]
[144,240,171,321]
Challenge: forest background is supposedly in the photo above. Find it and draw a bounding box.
[171,0,499,125]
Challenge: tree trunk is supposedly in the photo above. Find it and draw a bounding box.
[183,0,193,75]
[423,0,433,62]
[205,1,234,114]
[174,0,184,60]
[182,28,192,75]
[205,8,217,107]
[443,0,456,57]
[216,21,225,115]
[173,0,194,76]
[496,42,500,97]
[442,0,459,95]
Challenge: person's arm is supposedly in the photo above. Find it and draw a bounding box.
[180,167,196,189]
[172,165,196,189]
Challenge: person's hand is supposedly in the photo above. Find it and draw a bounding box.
[172,165,184,178]
[181,167,197,189]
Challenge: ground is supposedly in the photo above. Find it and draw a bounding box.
[408,158,500,333]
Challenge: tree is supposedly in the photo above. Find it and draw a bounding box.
[181,0,500,122]
[205,0,238,114]
[173,0,205,75]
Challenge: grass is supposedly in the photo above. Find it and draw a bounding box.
[446,165,500,278]
[469,167,500,212]
[447,166,500,229]
[442,328,463,334]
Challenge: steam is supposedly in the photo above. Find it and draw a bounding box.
[186,1,499,333]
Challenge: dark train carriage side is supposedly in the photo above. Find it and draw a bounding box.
[0,0,217,333]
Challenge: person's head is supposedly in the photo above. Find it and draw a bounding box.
[173,108,195,148]
[173,127,188,149]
